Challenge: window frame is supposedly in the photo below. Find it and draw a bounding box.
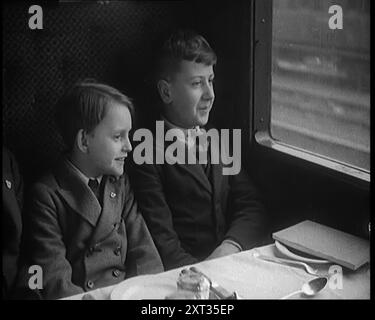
[251,0,370,188]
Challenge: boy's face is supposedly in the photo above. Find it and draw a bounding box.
[166,60,215,128]
[86,102,132,177]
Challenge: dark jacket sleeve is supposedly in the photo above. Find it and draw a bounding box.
[122,174,164,276]
[23,183,84,299]
[224,166,268,250]
[2,148,24,299]
[129,162,198,270]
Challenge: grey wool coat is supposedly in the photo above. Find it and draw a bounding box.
[21,158,163,299]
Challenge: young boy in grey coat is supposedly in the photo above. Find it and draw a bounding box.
[22,81,163,299]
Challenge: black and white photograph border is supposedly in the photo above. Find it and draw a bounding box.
[2,0,371,305]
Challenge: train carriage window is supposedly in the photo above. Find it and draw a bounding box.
[254,0,370,182]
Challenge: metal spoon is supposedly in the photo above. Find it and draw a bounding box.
[253,252,319,276]
[281,277,328,299]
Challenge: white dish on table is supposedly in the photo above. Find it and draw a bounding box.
[110,275,176,300]
[275,240,330,264]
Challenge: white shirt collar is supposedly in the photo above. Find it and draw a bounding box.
[161,116,206,149]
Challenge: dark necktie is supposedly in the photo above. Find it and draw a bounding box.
[88,179,100,201]
[196,141,211,176]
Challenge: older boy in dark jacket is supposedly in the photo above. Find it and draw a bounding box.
[129,30,267,270]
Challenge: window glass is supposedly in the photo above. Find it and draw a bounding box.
[271,0,370,171]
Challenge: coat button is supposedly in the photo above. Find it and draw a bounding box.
[112,269,121,277]
[114,246,121,256]
[110,192,116,198]
[87,280,94,289]
[5,180,12,189]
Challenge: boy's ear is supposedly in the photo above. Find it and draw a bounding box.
[157,79,172,104]
[76,129,90,153]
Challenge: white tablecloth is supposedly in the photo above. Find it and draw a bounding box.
[63,243,370,300]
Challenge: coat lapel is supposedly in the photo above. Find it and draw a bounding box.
[55,159,102,227]
[209,134,223,201]
[159,138,212,194]
[181,163,212,194]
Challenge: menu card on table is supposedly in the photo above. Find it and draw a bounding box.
[272,220,370,270]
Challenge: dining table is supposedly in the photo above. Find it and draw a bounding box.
[63,242,370,300]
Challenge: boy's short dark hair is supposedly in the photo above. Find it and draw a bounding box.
[155,29,217,80]
[55,80,134,150]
